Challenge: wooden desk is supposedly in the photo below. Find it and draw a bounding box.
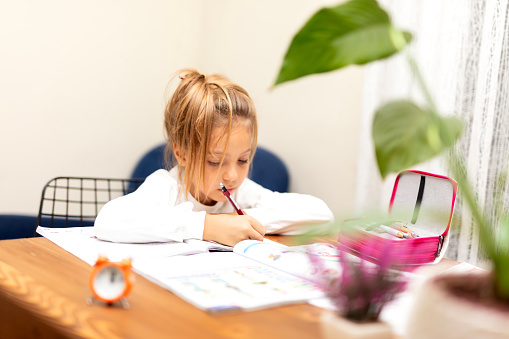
[0,236,459,339]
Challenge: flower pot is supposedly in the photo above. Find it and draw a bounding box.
[406,274,509,339]
[320,311,393,339]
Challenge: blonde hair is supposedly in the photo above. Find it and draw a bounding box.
[164,69,258,199]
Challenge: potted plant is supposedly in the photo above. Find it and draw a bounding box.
[274,0,509,337]
[308,238,415,339]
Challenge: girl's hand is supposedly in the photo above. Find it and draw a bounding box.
[203,214,266,247]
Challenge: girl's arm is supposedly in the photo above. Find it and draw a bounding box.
[94,170,205,243]
[235,178,335,234]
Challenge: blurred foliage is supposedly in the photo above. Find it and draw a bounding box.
[275,0,509,304]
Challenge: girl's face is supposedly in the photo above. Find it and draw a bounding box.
[193,124,252,206]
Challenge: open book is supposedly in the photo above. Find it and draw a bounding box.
[36,226,340,313]
[137,240,343,313]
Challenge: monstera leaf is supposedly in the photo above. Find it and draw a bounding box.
[372,100,463,178]
[275,0,412,85]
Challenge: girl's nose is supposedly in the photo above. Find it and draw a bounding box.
[222,165,238,182]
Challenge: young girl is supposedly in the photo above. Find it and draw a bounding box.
[94,69,334,246]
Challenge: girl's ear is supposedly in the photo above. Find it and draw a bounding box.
[173,143,187,166]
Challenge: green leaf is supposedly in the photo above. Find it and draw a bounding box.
[493,216,509,300]
[373,101,463,178]
[274,0,412,85]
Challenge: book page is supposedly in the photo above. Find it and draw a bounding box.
[182,237,282,252]
[234,240,342,284]
[183,238,233,252]
[134,252,325,313]
[36,226,207,265]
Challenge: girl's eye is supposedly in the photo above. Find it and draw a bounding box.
[208,161,220,167]
[238,159,249,164]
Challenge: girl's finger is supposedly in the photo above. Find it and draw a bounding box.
[246,217,266,236]
[247,227,264,241]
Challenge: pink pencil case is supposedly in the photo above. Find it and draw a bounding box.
[338,170,457,265]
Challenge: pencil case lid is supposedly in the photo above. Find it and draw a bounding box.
[389,170,457,237]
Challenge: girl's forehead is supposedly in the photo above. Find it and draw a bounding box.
[209,125,253,153]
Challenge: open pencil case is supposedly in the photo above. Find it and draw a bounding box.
[338,170,457,265]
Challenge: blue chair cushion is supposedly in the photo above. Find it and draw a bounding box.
[0,215,96,240]
[250,148,289,193]
[38,216,95,228]
[131,144,167,180]
[0,214,38,240]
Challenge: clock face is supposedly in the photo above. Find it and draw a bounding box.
[92,265,126,301]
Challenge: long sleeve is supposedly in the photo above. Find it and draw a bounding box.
[94,170,206,243]
[94,168,335,243]
[235,179,334,234]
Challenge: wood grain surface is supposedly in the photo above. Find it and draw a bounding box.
[0,236,459,338]
[0,237,325,339]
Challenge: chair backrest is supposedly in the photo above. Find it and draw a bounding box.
[250,146,290,193]
[131,143,167,180]
[36,177,145,228]
[130,143,290,192]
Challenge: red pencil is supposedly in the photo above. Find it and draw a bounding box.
[220,183,244,215]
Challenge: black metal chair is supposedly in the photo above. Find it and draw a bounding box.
[36,177,145,230]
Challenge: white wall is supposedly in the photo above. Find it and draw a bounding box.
[0,0,363,217]
[0,0,204,214]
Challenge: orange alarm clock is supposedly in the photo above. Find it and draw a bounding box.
[89,256,135,304]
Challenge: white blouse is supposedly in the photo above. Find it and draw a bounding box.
[94,168,334,243]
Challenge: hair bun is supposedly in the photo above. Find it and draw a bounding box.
[177,69,204,82]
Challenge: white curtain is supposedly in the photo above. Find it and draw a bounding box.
[354,0,509,266]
